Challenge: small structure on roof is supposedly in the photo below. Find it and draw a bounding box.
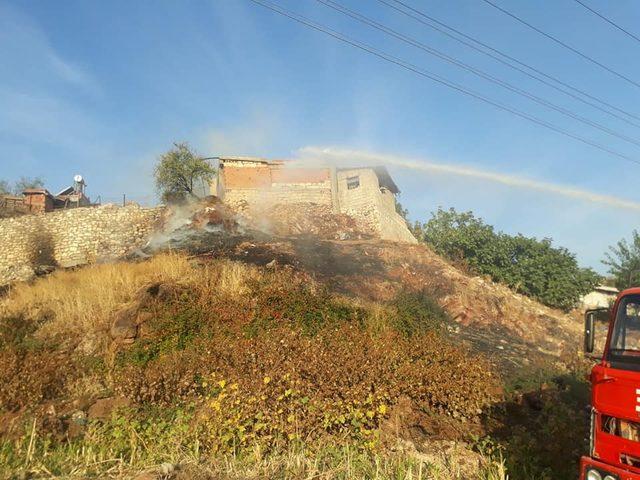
[213,157,416,243]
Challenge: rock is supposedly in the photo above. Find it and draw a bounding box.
[87,397,130,420]
[67,411,87,439]
[158,463,175,475]
[110,303,139,341]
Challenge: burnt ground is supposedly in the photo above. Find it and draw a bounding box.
[145,228,581,379]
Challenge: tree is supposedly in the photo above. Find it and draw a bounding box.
[603,230,640,290]
[395,198,412,229]
[0,177,44,196]
[13,176,44,194]
[415,207,600,310]
[154,142,216,202]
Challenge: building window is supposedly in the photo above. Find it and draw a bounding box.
[347,176,360,190]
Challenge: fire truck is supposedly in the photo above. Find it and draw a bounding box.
[582,287,640,480]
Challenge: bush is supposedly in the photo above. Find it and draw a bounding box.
[416,208,600,310]
[115,324,498,451]
[0,256,501,473]
[0,346,77,412]
[111,275,497,451]
[0,316,77,412]
[246,276,365,336]
[391,290,449,336]
[492,370,590,480]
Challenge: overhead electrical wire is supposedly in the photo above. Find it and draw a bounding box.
[380,0,640,126]
[480,0,640,90]
[316,0,640,148]
[572,0,640,45]
[248,0,640,165]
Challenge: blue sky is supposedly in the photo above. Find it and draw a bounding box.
[2,0,640,272]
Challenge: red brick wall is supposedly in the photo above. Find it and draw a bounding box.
[222,166,271,189]
[23,193,53,213]
[270,167,329,184]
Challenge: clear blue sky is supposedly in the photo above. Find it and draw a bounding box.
[2,0,640,272]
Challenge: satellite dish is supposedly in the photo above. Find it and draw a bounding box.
[74,174,84,183]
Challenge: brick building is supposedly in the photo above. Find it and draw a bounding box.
[213,157,416,243]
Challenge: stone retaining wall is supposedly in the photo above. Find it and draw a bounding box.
[0,204,164,285]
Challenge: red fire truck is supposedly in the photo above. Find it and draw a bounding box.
[582,287,640,480]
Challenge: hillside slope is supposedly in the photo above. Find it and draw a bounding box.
[153,200,582,374]
[0,202,588,479]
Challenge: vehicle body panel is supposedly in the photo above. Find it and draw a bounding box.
[585,287,640,478]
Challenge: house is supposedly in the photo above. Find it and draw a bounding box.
[581,285,619,309]
[212,157,416,243]
[2,176,92,214]
[22,189,55,213]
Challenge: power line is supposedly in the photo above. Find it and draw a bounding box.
[572,0,640,45]
[380,0,640,126]
[248,0,640,165]
[480,0,640,90]
[317,0,640,148]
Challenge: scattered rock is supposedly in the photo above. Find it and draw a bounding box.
[87,397,130,420]
[110,303,139,341]
[158,463,175,476]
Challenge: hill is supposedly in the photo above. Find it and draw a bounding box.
[0,202,590,479]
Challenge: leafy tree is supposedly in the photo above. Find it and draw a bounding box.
[0,180,10,196]
[395,198,409,220]
[603,230,640,290]
[395,198,412,229]
[154,142,216,202]
[415,207,600,310]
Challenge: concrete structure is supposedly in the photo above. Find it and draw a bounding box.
[581,285,619,309]
[213,157,416,243]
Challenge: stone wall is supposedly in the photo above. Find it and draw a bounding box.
[219,162,333,210]
[336,169,416,243]
[224,183,332,210]
[0,204,164,285]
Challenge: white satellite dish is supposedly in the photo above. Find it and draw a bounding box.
[74,174,84,183]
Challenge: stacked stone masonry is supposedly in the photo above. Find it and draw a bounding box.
[336,169,416,244]
[215,158,417,244]
[0,204,164,285]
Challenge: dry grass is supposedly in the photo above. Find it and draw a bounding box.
[1,426,508,480]
[0,254,260,353]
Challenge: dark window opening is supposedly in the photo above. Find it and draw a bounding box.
[347,176,360,190]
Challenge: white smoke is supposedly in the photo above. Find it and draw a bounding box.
[299,146,640,212]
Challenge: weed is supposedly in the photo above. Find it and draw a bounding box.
[391,290,450,336]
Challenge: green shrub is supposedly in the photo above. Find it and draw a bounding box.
[415,207,600,310]
[118,296,204,367]
[391,290,449,336]
[246,276,365,336]
[488,368,590,480]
